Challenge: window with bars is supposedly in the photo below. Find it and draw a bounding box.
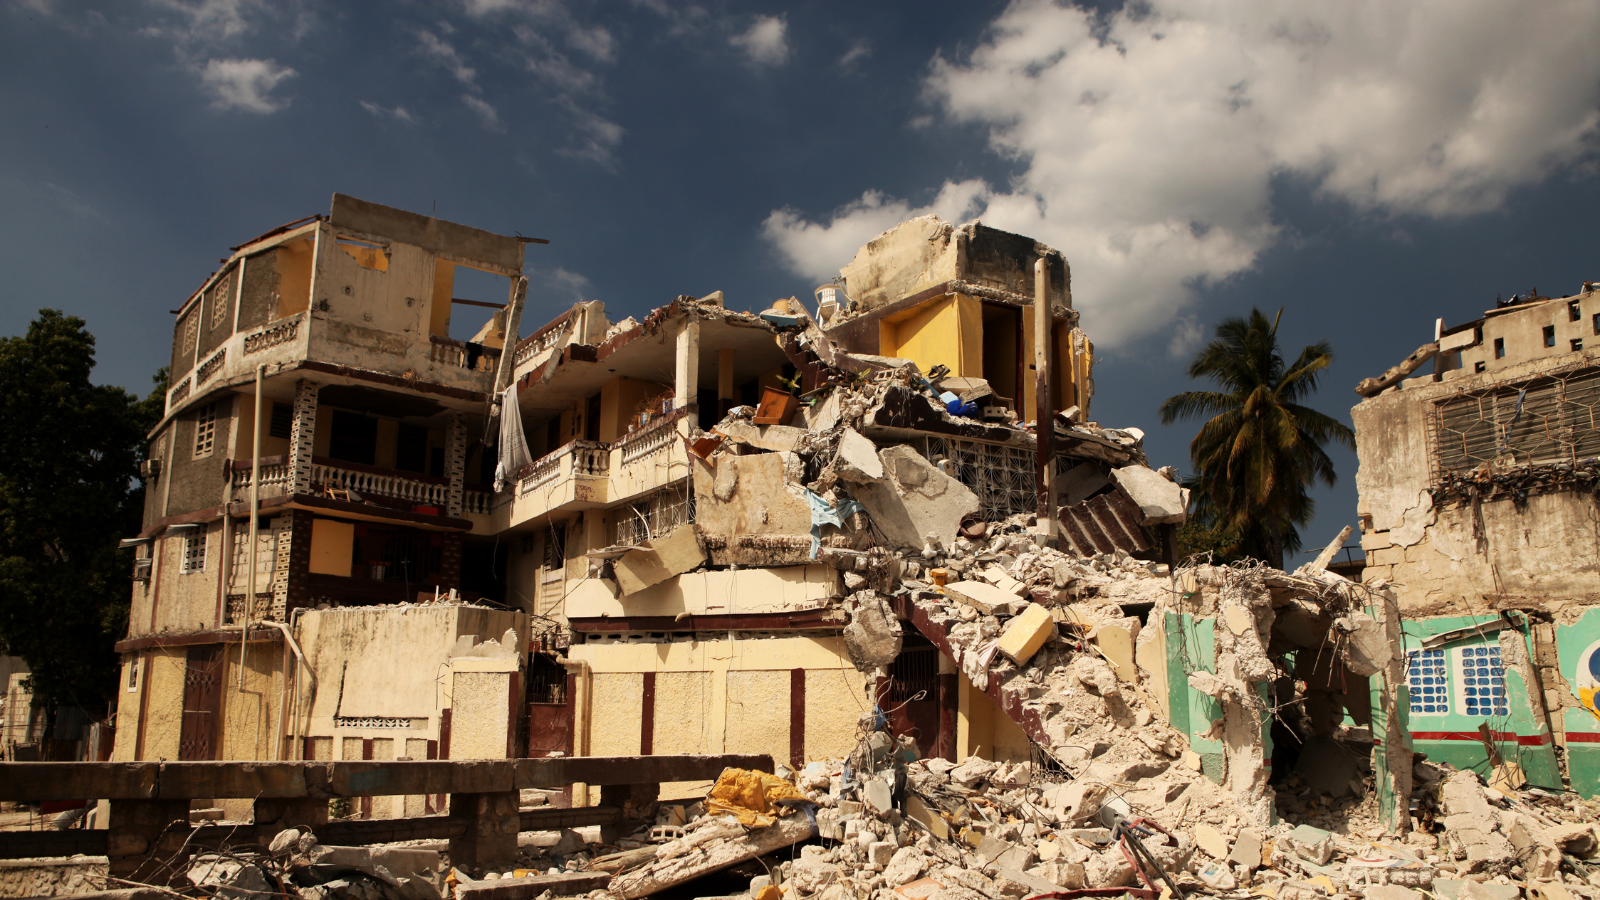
[1433,368,1600,477]
[1405,649,1450,716]
[615,483,694,546]
[180,311,199,357]
[182,531,208,574]
[919,437,1037,520]
[1456,645,1510,719]
[194,403,218,458]
[269,402,292,440]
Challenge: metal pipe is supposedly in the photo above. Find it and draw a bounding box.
[259,619,315,761]
[240,365,264,692]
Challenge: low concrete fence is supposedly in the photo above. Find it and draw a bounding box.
[0,754,771,882]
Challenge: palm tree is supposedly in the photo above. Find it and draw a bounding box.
[1159,308,1353,568]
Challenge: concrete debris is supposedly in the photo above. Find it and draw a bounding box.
[843,590,903,671]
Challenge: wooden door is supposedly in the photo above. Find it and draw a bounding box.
[179,646,223,760]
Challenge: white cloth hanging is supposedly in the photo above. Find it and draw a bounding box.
[493,384,533,493]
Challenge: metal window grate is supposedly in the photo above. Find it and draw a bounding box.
[615,481,694,546]
[1405,649,1450,716]
[194,403,218,458]
[1433,368,1600,477]
[182,531,208,574]
[919,437,1037,520]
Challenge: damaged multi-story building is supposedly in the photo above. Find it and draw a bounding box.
[112,196,1421,846]
[1354,284,1600,797]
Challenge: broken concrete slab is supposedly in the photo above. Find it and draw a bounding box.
[650,524,706,576]
[980,564,1028,596]
[1281,824,1334,866]
[835,427,884,483]
[1111,465,1186,525]
[455,871,611,900]
[944,580,1027,617]
[852,445,979,549]
[1192,823,1230,860]
[996,603,1055,665]
[715,420,806,453]
[844,591,903,671]
[611,814,814,899]
[1092,621,1137,683]
[1056,464,1111,508]
[614,547,673,596]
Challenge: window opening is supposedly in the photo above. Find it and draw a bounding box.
[1573,339,1585,353]
[1570,301,1582,322]
[1494,337,1505,359]
[1474,361,1487,374]
[194,403,218,458]
[269,402,292,440]
[1544,325,1556,348]
[335,236,389,272]
[181,311,199,357]
[328,410,378,465]
[396,424,428,473]
[919,436,1035,520]
[615,483,694,546]
[182,530,208,574]
[126,657,140,693]
[1434,368,1600,476]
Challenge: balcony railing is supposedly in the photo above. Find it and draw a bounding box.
[463,488,494,516]
[428,335,500,372]
[616,414,683,466]
[229,456,291,502]
[518,441,609,497]
[310,458,450,508]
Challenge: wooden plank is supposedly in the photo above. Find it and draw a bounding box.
[514,754,773,789]
[0,829,108,859]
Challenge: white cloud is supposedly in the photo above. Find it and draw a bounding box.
[838,40,870,69]
[199,57,295,113]
[461,93,503,130]
[765,0,1600,351]
[731,15,788,66]
[417,29,476,85]
[360,101,415,123]
[147,0,260,45]
[764,180,989,284]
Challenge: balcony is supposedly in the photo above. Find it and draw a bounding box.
[229,456,292,502]
[607,410,693,506]
[499,440,612,529]
[230,456,458,524]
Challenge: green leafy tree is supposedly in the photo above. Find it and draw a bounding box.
[1159,308,1354,568]
[0,310,164,711]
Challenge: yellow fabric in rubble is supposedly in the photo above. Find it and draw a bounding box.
[705,768,807,828]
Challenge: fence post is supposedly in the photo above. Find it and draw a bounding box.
[106,798,190,885]
[447,790,520,869]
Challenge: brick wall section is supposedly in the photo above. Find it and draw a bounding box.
[289,380,319,494]
[283,509,315,615]
[445,413,467,518]
[439,533,462,593]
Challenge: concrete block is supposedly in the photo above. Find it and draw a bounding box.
[1230,829,1262,870]
[1193,823,1230,860]
[852,445,979,549]
[614,546,672,596]
[845,591,903,671]
[945,580,1027,617]
[997,603,1055,665]
[1111,465,1186,525]
[1282,824,1334,866]
[835,427,884,483]
[863,777,894,815]
[981,564,1028,596]
[1094,623,1137,683]
[868,841,896,866]
[649,525,705,577]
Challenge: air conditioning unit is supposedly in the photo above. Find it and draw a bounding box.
[132,558,152,583]
[139,458,162,480]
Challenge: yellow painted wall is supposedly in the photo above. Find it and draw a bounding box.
[140,648,188,761]
[725,670,791,764]
[569,635,869,801]
[589,672,644,757]
[220,641,284,762]
[275,238,314,320]
[806,667,870,761]
[599,377,670,442]
[880,294,983,379]
[430,260,455,336]
[111,656,143,761]
[309,519,354,577]
[956,672,1031,763]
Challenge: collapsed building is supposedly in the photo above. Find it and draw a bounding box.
[97,194,1600,900]
[1354,284,1600,797]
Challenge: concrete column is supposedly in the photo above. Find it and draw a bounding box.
[288,380,319,495]
[447,790,520,868]
[674,318,700,410]
[106,798,190,884]
[445,413,467,518]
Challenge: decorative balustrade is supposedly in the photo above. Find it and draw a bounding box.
[428,336,499,372]
[167,376,191,410]
[572,442,610,476]
[514,322,568,366]
[195,348,227,385]
[617,416,682,466]
[517,441,610,497]
[462,488,494,515]
[229,457,291,501]
[242,315,301,355]
[521,453,563,494]
[310,460,449,507]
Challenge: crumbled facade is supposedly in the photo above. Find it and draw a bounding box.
[1354,284,1600,796]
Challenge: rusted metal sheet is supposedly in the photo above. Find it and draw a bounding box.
[527,702,571,758]
[1057,485,1153,556]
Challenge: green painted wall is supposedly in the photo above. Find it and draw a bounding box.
[1555,608,1600,797]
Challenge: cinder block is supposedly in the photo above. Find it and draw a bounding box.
[996,603,1055,665]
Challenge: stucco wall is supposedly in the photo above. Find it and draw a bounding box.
[141,648,187,760]
[725,670,791,764]
[566,565,840,619]
[220,641,284,762]
[145,525,226,635]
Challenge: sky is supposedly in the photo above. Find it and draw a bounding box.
[3,0,1599,566]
